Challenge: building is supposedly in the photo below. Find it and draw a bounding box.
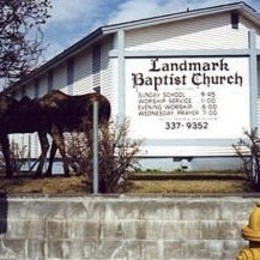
[5,2,260,171]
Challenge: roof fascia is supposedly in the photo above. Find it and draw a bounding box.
[102,2,260,34]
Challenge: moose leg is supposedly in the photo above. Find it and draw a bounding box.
[45,141,57,177]
[35,132,50,177]
[51,126,70,177]
[0,135,12,178]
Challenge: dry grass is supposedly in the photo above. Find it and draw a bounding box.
[129,180,249,194]
[0,175,87,194]
[0,171,251,195]
[127,171,250,194]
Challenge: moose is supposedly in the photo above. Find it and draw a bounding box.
[37,90,111,177]
[0,90,111,178]
[0,93,50,178]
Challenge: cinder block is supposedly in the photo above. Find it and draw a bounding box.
[163,221,201,240]
[221,200,256,221]
[200,220,242,240]
[164,241,184,259]
[5,219,46,240]
[1,196,258,260]
[27,239,46,259]
[47,219,70,239]
[100,199,142,220]
[69,219,102,239]
[176,199,222,221]
[47,219,102,239]
[48,239,84,259]
[82,240,153,260]
[0,239,25,259]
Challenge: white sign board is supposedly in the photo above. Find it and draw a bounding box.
[125,57,250,139]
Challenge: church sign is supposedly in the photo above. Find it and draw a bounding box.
[125,57,250,140]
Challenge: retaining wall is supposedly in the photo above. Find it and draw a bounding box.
[0,195,259,260]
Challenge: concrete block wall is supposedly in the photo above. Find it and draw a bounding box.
[0,195,258,260]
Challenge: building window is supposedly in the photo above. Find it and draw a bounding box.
[34,79,39,98]
[231,11,239,29]
[48,69,54,91]
[67,58,74,95]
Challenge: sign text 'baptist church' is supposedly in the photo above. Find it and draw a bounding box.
[132,58,243,91]
[125,57,250,140]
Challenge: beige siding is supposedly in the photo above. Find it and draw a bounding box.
[240,16,260,48]
[26,82,36,99]
[38,76,48,97]
[9,133,31,159]
[101,37,114,102]
[53,63,67,93]
[73,49,92,95]
[16,82,35,99]
[256,34,260,49]
[125,12,250,51]
[30,133,40,159]
[9,133,41,161]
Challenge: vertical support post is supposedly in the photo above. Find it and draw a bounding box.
[117,29,126,119]
[93,101,99,194]
[248,29,258,130]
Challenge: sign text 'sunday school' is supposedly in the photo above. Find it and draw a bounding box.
[125,57,249,139]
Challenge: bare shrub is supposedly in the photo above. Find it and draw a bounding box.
[0,152,5,176]
[66,119,142,193]
[233,128,260,190]
[0,139,28,175]
[10,139,29,173]
[65,132,90,176]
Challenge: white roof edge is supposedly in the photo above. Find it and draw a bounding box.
[102,2,260,34]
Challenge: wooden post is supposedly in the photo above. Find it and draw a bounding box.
[93,101,99,194]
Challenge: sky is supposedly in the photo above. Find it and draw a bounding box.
[42,0,260,61]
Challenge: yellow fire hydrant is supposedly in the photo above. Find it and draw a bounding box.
[237,202,260,260]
